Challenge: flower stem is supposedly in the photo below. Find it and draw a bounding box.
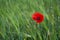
[36,23,42,40]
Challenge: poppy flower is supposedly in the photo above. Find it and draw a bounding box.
[32,12,44,24]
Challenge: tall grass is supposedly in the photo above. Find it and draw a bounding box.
[0,0,60,40]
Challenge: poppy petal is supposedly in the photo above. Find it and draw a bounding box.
[32,12,44,23]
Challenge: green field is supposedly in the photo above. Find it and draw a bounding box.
[0,0,60,40]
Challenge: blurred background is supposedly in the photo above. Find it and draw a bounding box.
[0,0,60,40]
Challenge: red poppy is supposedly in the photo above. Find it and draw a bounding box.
[32,12,44,24]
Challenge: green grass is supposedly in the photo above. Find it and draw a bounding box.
[0,0,60,40]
